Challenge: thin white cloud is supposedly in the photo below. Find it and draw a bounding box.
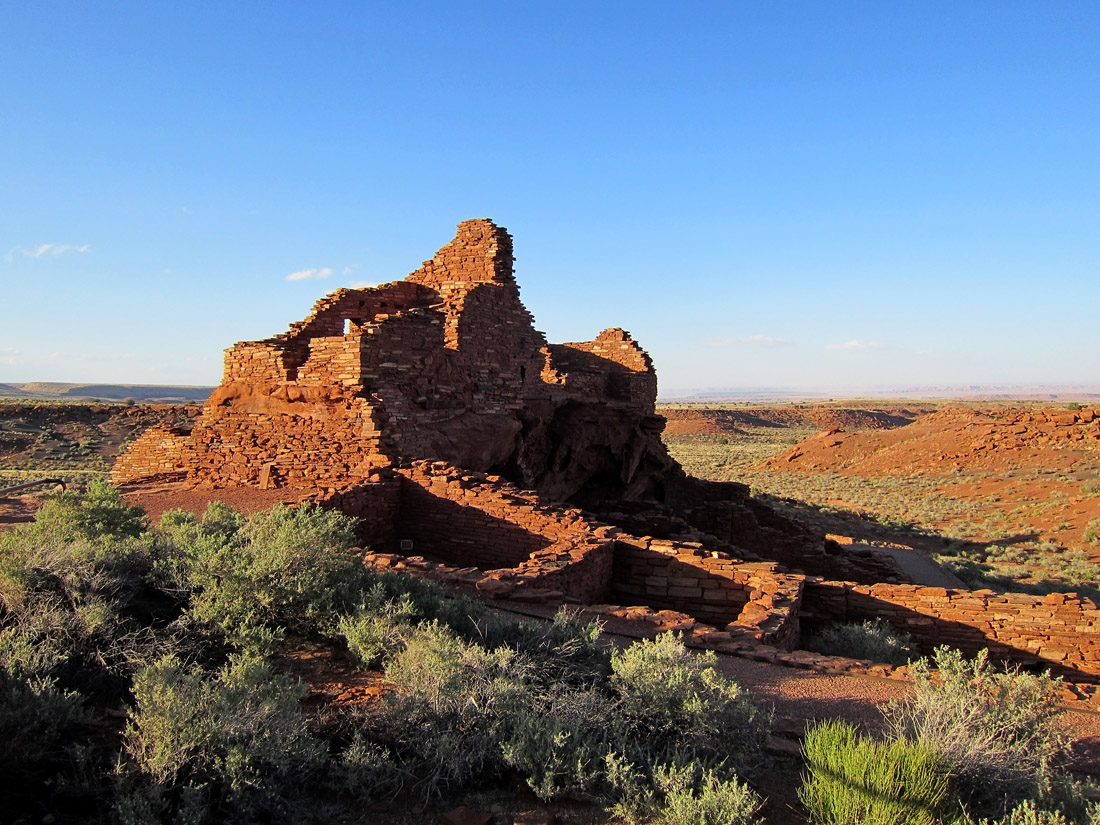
[348,279,377,289]
[6,243,91,262]
[827,339,883,351]
[708,335,792,348]
[285,266,334,282]
[342,265,355,276]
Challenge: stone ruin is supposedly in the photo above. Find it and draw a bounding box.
[113,219,1100,698]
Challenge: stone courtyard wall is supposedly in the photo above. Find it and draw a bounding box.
[802,579,1100,680]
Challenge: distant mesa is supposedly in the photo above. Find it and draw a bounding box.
[0,382,213,403]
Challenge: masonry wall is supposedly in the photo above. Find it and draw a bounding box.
[394,475,551,569]
[609,536,803,647]
[111,426,197,483]
[549,328,657,408]
[802,579,1100,680]
[314,476,401,548]
[611,537,751,626]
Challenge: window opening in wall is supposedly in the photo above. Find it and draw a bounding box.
[343,318,351,335]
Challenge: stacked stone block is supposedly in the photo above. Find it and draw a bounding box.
[802,579,1100,680]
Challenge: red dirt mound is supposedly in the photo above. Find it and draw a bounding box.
[761,407,1100,477]
[661,406,926,438]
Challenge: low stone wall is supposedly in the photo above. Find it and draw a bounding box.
[111,426,196,483]
[802,579,1100,681]
[380,461,618,604]
[611,538,751,626]
[609,536,803,648]
[314,475,401,548]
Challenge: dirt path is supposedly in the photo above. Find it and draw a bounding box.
[865,542,969,588]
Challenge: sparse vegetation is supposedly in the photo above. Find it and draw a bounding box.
[805,618,916,665]
[662,403,1100,601]
[884,647,1069,818]
[0,483,772,823]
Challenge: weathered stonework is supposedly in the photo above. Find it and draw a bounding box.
[113,218,1099,693]
[114,219,671,505]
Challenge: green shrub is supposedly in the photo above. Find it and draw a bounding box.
[885,647,1069,818]
[122,653,325,820]
[370,621,531,799]
[16,480,148,545]
[1082,477,1100,496]
[179,502,365,646]
[609,632,768,775]
[976,798,1099,825]
[806,618,916,665]
[500,684,613,801]
[479,606,609,687]
[0,671,88,791]
[799,719,950,825]
[339,604,407,669]
[1084,520,1100,546]
[654,762,763,825]
[0,494,162,691]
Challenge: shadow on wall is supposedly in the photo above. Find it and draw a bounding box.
[610,542,750,628]
[801,580,1100,683]
[393,477,552,570]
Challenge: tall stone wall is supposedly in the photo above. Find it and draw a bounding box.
[113,219,675,503]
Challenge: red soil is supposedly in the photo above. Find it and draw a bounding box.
[758,405,1100,555]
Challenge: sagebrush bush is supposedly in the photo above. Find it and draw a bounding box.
[977,798,1100,825]
[654,762,763,825]
[0,670,88,793]
[0,498,163,692]
[500,684,613,801]
[122,653,326,821]
[610,632,768,775]
[806,618,916,665]
[885,647,1069,818]
[370,620,530,799]
[19,480,149,544]
[799,718,950,825]
[178,502,367,646]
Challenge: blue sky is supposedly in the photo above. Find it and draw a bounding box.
[2,2,1098,396]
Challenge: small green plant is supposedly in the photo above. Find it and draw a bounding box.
[1082,476,1100,496]
[121,653,325,820]
[885,647,1069,818]
[1084,520,1100,546]
[655,762,763,825]
[806,618,916,665]
[609,632,768,775]
[799,719,950,825]
[178,502,366,646]
[977,798,1092,825]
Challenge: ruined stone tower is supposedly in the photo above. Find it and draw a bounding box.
[114,219,673,502]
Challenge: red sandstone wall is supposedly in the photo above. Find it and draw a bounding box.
[549,328,657,407]
[610,536,803,647]
[802,579,1100,680]
[313,476,401,548]
[113,219,672,495]
[362,460,616,604]
[111,426,196,483]
[611,537,750,626]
